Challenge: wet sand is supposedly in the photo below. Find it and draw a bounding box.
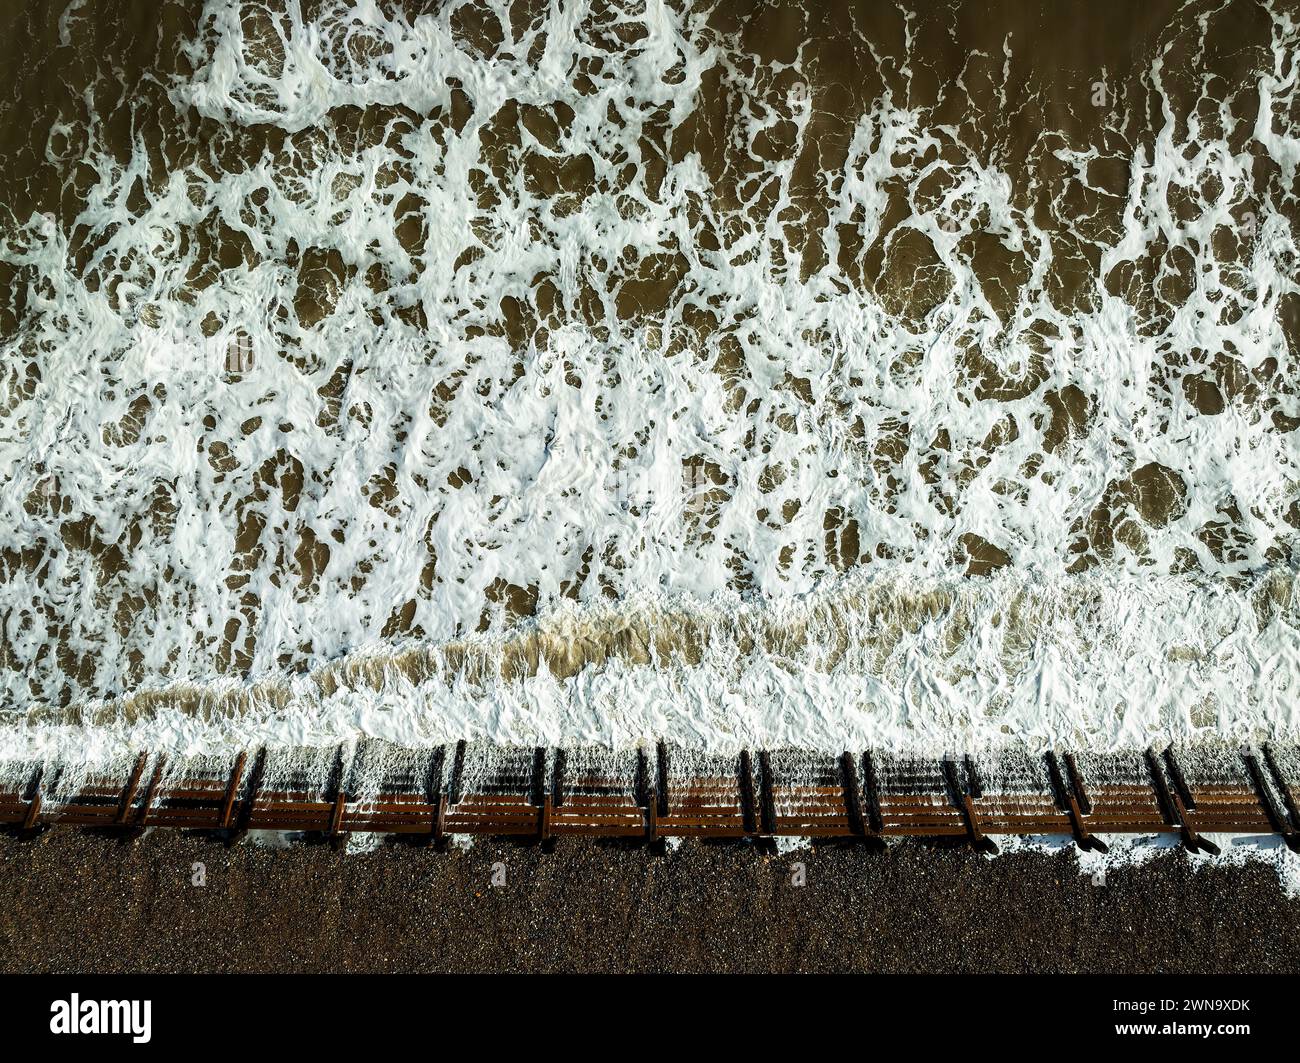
[0,830,1296,973]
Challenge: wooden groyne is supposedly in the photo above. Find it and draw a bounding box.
[3,741,1298,855]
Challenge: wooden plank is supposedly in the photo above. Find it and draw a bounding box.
[772,822,856,837]
[553,824,645,837]
[452,799,535,814]
[551,810,643,825]
[161,784,227,799]
[880,823,968,837]
[875,794,955,808]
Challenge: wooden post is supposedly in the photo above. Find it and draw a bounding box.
[448,740,467,807]
[531,747,550,843]
[329,790,347,836]
[22,766,43,831]
[426,746,446,843]
[943,756,995,854]
[1258,744,1300,852]
[329,744,348,838]
[530,747,547,809]
[552,748,568,809]
[233,747,267,838]
[965,791,996,853]
[116,753,148,825]
[1068,789,1107,853]
[637,747,657,842]
[1163,748,1217,853]
[1046,751,1106,854]
[219,751,247,829]
[1148,749,1215,855]
[861,750,883,836]
[1171,789,1218,855]
[655,740,670,819]
[432,794,447,842]
[840,751,865,837]
[756,750,777,836]
[1162,749,1196,811]
[738,751,758,835]
[136,756,167,828]
[539,793,552,841]
[1063,753,1093,814]
[1263,743,1300,834]
[1243,750,1285,832]
[1145,748,1178,825]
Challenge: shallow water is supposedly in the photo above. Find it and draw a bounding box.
[1,0,1298,762]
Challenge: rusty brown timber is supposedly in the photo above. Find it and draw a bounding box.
[3,741,1299,856]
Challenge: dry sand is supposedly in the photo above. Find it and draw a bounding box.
[0,830,1296,974]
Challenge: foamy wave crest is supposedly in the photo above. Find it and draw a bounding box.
[2,567,1297,765]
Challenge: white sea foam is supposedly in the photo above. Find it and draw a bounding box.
[1,569,1297,768]
[1,0,1299,769]
[1004,831,1300,900]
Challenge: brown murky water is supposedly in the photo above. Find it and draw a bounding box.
[0,1,1297,749]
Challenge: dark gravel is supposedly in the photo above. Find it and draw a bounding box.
[0,829,1295,973]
